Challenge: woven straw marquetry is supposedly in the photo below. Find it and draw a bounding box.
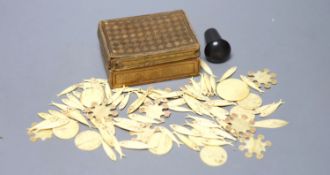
[98,10,200,88]
[101,10,198,56]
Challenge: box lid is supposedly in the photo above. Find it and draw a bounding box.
[98,10,200,70]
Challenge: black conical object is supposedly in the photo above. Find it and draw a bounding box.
[204,28,231,63]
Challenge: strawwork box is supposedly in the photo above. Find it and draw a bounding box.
[98,10,200,88]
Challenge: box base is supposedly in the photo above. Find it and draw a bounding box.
[108,58,200,88]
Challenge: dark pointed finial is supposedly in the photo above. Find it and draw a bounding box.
[204,28,231,63]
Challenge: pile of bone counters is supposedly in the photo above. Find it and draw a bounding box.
[27,60,287,167]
